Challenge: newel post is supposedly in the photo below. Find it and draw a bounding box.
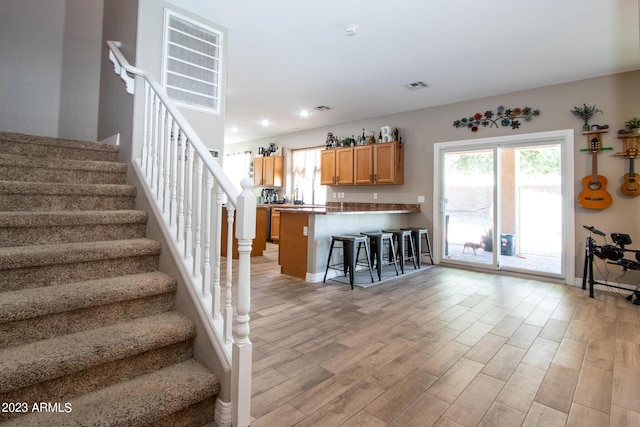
[232,178,255,427]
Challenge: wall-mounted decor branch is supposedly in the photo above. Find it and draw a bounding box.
[453,106,540,132]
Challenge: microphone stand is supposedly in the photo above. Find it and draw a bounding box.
[581,226,603,298]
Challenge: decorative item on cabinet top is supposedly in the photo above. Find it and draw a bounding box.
[325,127,402,149]
[453,105,540,132]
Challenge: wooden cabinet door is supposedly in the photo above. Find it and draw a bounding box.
[320,150,336,185]
[271,156,284,187]
[374,142,403,184]
[253,157,264,186]
[271,210,280,241]
[335,148,354,185]
[354,145,373,185]
[263,156,275,186]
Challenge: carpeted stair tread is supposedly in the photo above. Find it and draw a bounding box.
[0,311,197,393]
[0,210,148,247]
[2,359,219,427]
[0,238,161,270]
[0,272,176,324]
[0,180,135,196]
[0,153,126,173]
[0,131,119,157]
[0,154,127,184]
[0,210,147,228]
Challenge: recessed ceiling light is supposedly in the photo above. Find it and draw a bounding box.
[300,110,310,118]
[260,119,270,126]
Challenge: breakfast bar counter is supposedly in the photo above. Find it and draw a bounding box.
[278,202,420,280]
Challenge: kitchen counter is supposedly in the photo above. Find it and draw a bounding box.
[263,202,420,214]
[278,203,421,280]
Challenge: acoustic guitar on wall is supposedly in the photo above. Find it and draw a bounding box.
[621,147,639,197]
[578,137,612,210]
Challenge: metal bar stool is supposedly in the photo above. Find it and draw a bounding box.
[382,229,418,274]
[323,235,374,289]
[402,227,434,267]
[360,231,399,280]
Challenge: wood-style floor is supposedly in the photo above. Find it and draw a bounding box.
[245,244,640,426]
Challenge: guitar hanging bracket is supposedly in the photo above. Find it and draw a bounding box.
[580,147,613,152]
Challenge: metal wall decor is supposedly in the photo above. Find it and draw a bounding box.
[453,106,540,132]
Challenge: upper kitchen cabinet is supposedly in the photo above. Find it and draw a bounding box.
[372,141,404,185]
[323,142,403,186]
[320,147,354,185]
[253,156,284,187]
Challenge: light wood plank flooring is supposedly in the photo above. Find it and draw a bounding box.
[244,244,640,426]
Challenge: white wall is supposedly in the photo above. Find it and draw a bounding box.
[0,0,103,140]
[0,0,65,137]
[135,0,227,156]
[98,0,139,162]
[227,71,640,281]
[58,0,104,141]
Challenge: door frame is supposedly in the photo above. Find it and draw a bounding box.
[433,129,575,284]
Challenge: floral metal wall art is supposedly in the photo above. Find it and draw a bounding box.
[453,106,540,132]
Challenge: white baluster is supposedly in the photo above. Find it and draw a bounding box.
[203,170,213,310]
[194,156,204,286]
[169,120,178,233]
[224,205,234,344]
[177,131,186,250]
[156,104,166,202]
[149,95,159,191]
[141,82,150,171]
[185,141,195,270]
[213,188,223,320]
[163,113,173,217]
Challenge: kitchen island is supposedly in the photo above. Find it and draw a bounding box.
[278,202,420,281]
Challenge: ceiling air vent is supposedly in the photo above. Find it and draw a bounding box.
[404,81,429,91]
[314,106,332,111]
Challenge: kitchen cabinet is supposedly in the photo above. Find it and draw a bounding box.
[278,210,310,279]
[253,156,284,187]
[270,208,281,241]
[353,145,374,184]
[220,206,267,258]
[320,147,354,185]
[372,141,404,185]
[324,142,404,186]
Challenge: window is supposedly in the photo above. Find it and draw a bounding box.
[223,151,252,193]
[290,147,325,205]
[163,11,222,113]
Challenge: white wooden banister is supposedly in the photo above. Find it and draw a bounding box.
[107,40,254,427]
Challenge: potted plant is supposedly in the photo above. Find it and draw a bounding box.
[341,137,355,147]
[570,103,602,131]
[625,117,640,134]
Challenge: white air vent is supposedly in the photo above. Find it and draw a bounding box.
[404,81,429,91]
[163,11,222,113]
[315,105,332,111]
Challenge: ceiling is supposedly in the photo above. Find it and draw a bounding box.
[204,0,640,145]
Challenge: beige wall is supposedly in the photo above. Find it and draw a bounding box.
[227,71,640,281]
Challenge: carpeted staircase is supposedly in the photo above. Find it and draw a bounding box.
[0,132,219,426]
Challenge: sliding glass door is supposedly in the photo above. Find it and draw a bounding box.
[434,131,574,282]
